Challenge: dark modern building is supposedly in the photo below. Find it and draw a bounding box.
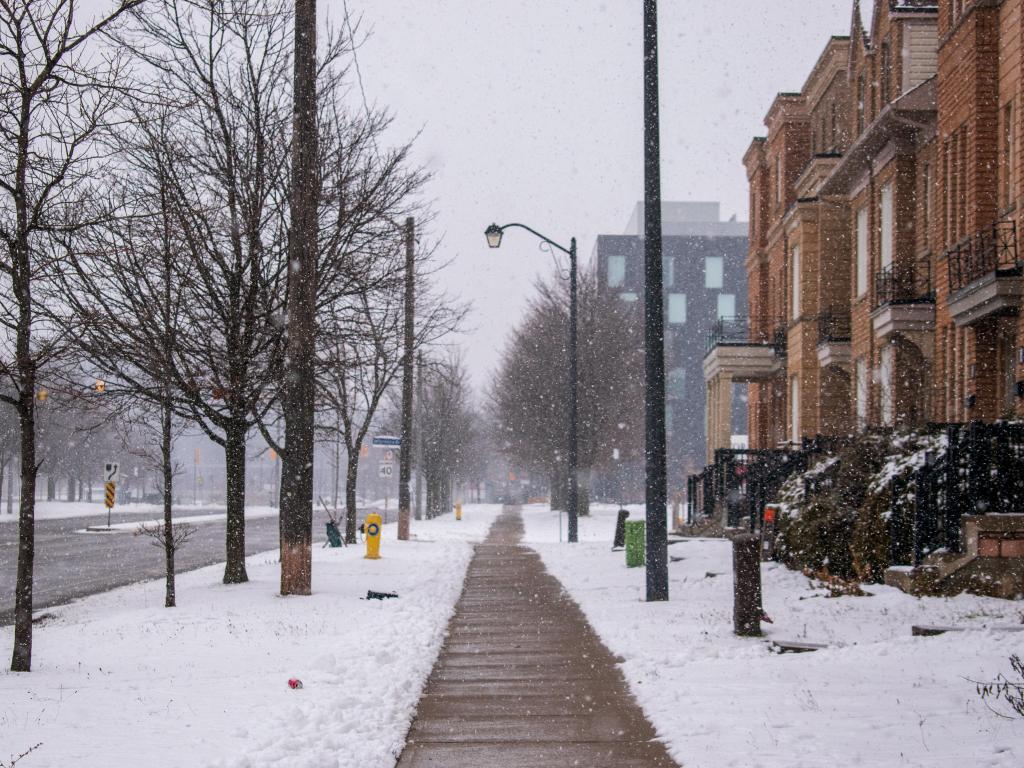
[594,202,748,496]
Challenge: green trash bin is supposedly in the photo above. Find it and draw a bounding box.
[625,520,645,568]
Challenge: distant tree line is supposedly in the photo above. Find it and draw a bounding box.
[488,267,645,511]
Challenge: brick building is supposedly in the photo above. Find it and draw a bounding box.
[704,0,1024,456]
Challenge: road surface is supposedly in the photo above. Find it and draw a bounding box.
[0,504,395,625]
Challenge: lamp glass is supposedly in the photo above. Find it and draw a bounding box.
[485,225,503,249]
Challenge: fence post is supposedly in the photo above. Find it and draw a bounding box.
[945,424,963,552]
[733,534,763,637]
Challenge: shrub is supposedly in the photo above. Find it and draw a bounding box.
[851,487,892,583]
[777,498,857,580]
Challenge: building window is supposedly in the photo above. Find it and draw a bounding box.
[922,162,932,238]
[856,206,869,297]
[856,357,868,430]
[667,367,686,396]
[880,183,893,270]
[1002,102,1015,211]
[717,293,736,319]
[790,375,800,444]
[607,255,626,288]
[857,74,866,133]
[791,244,801,319]
[667,293,686,324]
[663,256,675,288]
[705,256,724,289]
[880,41,891,105]
[776,155,783,207]
[619,292,638,303]
[880,345,894,426]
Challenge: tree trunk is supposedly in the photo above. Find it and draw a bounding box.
[12,379,37,672]
[279,0,318,596]
[6,464,12,515]
[344,452,359,544]
[86,480,92,503]
[0,460,5,516]
[67,475,75,502]
[46,476,54,501]
[161,399,176,607]
[223,421,248,584]
[578,465,591,516]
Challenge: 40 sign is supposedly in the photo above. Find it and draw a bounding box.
[378,464,395,479]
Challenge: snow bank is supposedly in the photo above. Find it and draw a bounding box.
[0,500,238,523]
[523,503,1023,768]
[0,505,500,768]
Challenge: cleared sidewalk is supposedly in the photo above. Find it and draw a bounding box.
[396,507,678,767]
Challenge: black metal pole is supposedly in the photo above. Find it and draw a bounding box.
[643,0,669,601]
[567,239,579,543]
[398,217,415,541]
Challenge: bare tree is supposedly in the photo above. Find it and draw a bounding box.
[418,353,477,517]
[49,99,199,605]
[116,0,314,584]
[488,266,645,510]
[0,0,143,673]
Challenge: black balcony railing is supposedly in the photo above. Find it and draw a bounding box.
[946,220,1020,292]
[706,315,787,354]
[817,309,851,344]
[874,256,935,308]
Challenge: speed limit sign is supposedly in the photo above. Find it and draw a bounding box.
[378,464,394,479]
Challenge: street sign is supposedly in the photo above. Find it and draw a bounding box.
[378,464,395,479]
[104,462,119,483]
[383,449,395,462]
[372,436,401,447]
[104,481,116,509]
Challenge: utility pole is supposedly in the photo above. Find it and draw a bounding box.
[643,0,669,601]
[279,0,319,596]
[415,351,424,520]
[398,217,415,540]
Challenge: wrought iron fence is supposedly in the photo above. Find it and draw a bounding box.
[889,422,1024,565]
[706,315,787,354]
[817,309,851,344]
[874,256,935,308]
[946,220,1020,292]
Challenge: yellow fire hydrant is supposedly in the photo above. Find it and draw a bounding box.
[364,512,382,559]
[455,503,462,521]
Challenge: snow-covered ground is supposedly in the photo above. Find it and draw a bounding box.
[0,500,237,522]
[1,505,501,768]
[522,503,1023,768]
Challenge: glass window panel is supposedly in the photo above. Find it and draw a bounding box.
[717,293,735,318]
[663,256,675,288]
[607,255,626,288]
[667,293,686,324]
[705,256,724,289]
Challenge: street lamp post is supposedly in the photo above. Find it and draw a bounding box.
[643,0,669,601]
[485,222,579,543]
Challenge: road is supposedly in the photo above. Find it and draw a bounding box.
[0,504,394,625]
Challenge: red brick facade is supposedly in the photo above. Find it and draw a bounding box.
[725,0,1024,454]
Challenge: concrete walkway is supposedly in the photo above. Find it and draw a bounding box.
[396,508,678,767]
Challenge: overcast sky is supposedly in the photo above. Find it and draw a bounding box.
[343,0,866,391]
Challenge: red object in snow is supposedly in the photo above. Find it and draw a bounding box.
[288,678,303,689]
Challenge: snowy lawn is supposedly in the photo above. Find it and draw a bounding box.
[1,505,501,768]
[0,500,236,523]
[78,507,279,533]
[522,503,1023,768]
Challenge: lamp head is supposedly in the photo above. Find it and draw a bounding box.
[485,224,503,249]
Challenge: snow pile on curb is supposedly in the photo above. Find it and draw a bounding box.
[1,505,500,768]
[523,504,1022,768]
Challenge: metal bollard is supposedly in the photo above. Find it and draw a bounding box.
[455,503,462,521]
[733,533,762,636]
[364,512,383,560]
[625,520,645,567]
[612,508,630,550]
